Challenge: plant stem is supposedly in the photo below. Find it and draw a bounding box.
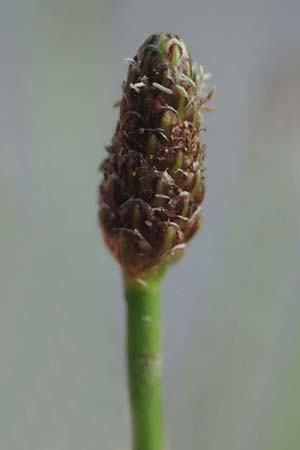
[124,268,165,450]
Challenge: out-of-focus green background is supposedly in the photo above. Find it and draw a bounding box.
[1,1,300,449]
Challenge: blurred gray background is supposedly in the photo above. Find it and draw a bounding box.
[1,0,300,449]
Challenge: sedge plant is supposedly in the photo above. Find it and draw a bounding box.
[98,33,215,450]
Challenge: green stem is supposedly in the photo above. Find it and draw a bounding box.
[124,268,165,450]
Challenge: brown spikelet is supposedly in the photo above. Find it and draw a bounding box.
[99,33,215,278]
